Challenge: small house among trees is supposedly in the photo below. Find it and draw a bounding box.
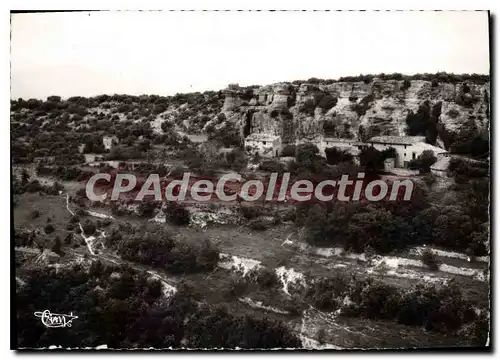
[244,133,282,158]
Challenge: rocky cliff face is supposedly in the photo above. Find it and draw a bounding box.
[205,79,490,149]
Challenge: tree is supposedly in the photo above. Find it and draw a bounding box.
[317,94,337,111]
[82,220,96,236]
[405,101,431,137]
[21,169,30,185]
[137,202,157,218]
[421,249,440,270]
[325,147,354,165]
[164,202,190,226]
[359,146,384,173]
[44,224,55,234]
[280,144,296,157]
[52,236,63,255]
[408,150,437,173]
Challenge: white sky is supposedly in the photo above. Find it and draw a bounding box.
[10,11,490,99]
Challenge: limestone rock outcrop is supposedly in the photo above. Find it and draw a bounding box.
[211,79,490,148]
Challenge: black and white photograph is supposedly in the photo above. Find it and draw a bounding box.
[10,9,491,351]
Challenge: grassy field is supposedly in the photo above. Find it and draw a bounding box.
[13,193,76,249]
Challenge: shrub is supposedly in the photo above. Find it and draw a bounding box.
[137,202,157,218]
[44,224,55,234]
[407,150,437,173]
[317,94,337,111]
[280,144,296,157]
[359,146,384,173]
[402,78,412,91]
[295,143,320,164]
[51,236,63,255]
[421,249,440,270]
[259,159,285,173]
[223,148,247,171]
[247,267,279,288]
[405,101,431,136]
[240,205,262,220]
[228,279,248,298]
[353,94,374,116]
[299,99,316,115]
[82,220,96,236]
[164,202,190,226]
[325,147,354,165]
[31,209,40,219]
[306,274,350,312]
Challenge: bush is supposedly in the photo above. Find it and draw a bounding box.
[31,209,40,219]
[164,202,190,226]
[421,249,440,270]
[306,274,350,312]
[402,78,412,91]
[352,94,374,116]
[51,236,63,255]
[295,143,320,164]
[228,279,248,298]
[247,267,279,288]
[44,224,55,234]
[240,205,263,220]
[407,150,437,173]
[299,99,317,115]
[405,101,431,136]
[359,146,384,173]
[82,220,96,236]
[117,227,218,274]
[280,144,296,157]
[259,159,285,173]
[325,147,354,165]
[223,148,247,171]
[317,94,338,111]
[137,202,157,218]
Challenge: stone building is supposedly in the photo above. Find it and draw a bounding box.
[102,135,119,151]
[430,155,451,177]
[361,135,448,168]
[244,133,282,158]
[319,137,361,157]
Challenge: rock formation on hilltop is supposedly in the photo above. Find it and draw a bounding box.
[203,77,490,151]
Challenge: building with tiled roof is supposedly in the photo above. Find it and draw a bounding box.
[367,135,426,146]
[364,135,448,168]
[244,133,282,158]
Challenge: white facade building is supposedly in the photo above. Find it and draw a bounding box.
[363,136,448,168]
[244,133,282,158]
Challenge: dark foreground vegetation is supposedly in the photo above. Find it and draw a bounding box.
[105,223,219,274]
[304,273,488,346]
[16,262,300,349]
